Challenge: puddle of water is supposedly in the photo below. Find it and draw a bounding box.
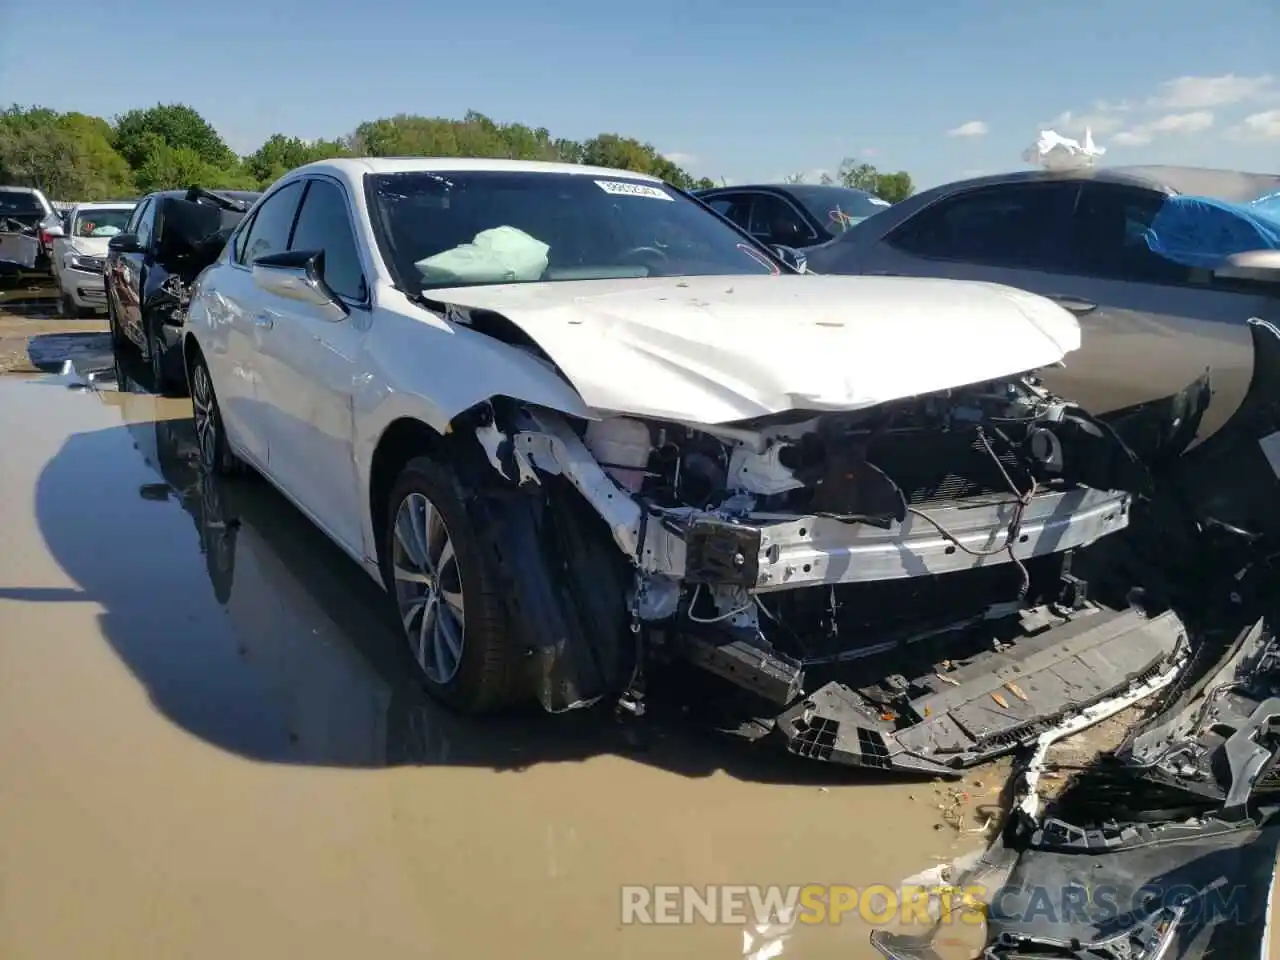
[0,375,1001,960]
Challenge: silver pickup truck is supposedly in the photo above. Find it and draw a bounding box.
[0,186,57,275]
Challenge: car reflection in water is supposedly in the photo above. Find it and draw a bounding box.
[122,401,611,770]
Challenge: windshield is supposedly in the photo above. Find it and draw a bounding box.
[786,185,892,234]
[367,171,780,291]
[0,190,43,217]
[71,207,134,238]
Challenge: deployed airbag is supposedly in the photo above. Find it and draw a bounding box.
[415,226,550,285]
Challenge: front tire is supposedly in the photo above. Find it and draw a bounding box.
[382,455,514,713]
[189,352,245,477]
[148,323,185,396]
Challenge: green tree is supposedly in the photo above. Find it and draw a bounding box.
[2,100,912,205]
[873,171,914,203]
[113,104,237,171]
[0,105,134,198]
[246,134,350,186]
[823,156,915,202]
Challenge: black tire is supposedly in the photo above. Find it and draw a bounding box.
[381,454,514,714]
[148,323,186,399]
[60,292,76,318]
[107,299,133,386]
[189,350,246,477]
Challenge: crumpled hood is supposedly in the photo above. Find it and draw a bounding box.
[427,274,1081,424]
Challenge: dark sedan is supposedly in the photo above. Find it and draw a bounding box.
[693,183,892,249]
[105,187,260,396]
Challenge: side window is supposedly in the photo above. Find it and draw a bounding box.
[702,193,750,231]
[288,179,367,302]
[747,194,812,246]
[239,181,305,265]
[126,198,151,239]
[134,200,158,250]
[1059,184,1191,284]
[887,183,1074,269]
[232,210,257,264]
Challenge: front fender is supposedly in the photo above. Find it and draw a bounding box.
[351,308,596,557]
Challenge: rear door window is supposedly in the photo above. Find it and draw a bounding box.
[886,182,1078,269]
[1056,183,1192,284]
[745,193,814,246]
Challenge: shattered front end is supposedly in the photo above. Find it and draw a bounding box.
[472,365,1189,774]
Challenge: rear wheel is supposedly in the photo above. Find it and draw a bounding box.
[382,455,513,713]
[190,352,245,476]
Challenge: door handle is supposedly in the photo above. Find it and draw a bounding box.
[254,312,275,330]
[1046,294,1098,315]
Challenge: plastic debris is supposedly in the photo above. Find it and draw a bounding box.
[1022,128,1106,171]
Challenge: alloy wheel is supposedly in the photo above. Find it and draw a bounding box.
[191,362,218,469]
[392,492,466,685]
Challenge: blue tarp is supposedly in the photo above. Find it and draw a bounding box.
[1144,193,1280,269]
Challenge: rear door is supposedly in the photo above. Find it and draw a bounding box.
[210,180,306,469]
[868,180,1270,440]
[1035,182,1269,441]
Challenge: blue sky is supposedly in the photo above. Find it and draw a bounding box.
[2,0,1276,188]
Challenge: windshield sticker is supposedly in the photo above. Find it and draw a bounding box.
[594,180,674,201]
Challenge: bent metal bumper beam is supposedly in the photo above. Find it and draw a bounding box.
[640,487,1132,590]
[512,412,1133,590]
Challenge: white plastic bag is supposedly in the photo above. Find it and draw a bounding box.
[415,225,550,285]
[1022,128,1105,171]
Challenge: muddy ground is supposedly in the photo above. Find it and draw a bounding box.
[0,289,1272,959]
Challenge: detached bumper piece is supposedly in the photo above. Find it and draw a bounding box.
[775,607,1187,776]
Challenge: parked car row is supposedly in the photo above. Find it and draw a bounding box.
[103,187,260,393]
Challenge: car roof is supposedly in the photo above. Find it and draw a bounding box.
[288,156,665,183]
[925,164,1280,203]
[71,200,137,210]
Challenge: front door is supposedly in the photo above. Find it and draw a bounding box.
[251,176,370,557]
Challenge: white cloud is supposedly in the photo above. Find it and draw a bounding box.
[1043,107,1127,137]
[1227,109,1280,141]
[947,120,989,137]
[1112,111,1214,146]
[662,151,697,166]
[1151,74,1276,109]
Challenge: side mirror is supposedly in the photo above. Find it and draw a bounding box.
[108,233,141,254]
[251,249,348,319]
[1212,249,1280,286]
[44,224,65,239]
[771,244,808,274]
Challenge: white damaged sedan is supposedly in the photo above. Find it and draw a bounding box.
[183,157,1190,774]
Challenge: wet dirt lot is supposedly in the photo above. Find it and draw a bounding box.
[0,352,1011,960]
